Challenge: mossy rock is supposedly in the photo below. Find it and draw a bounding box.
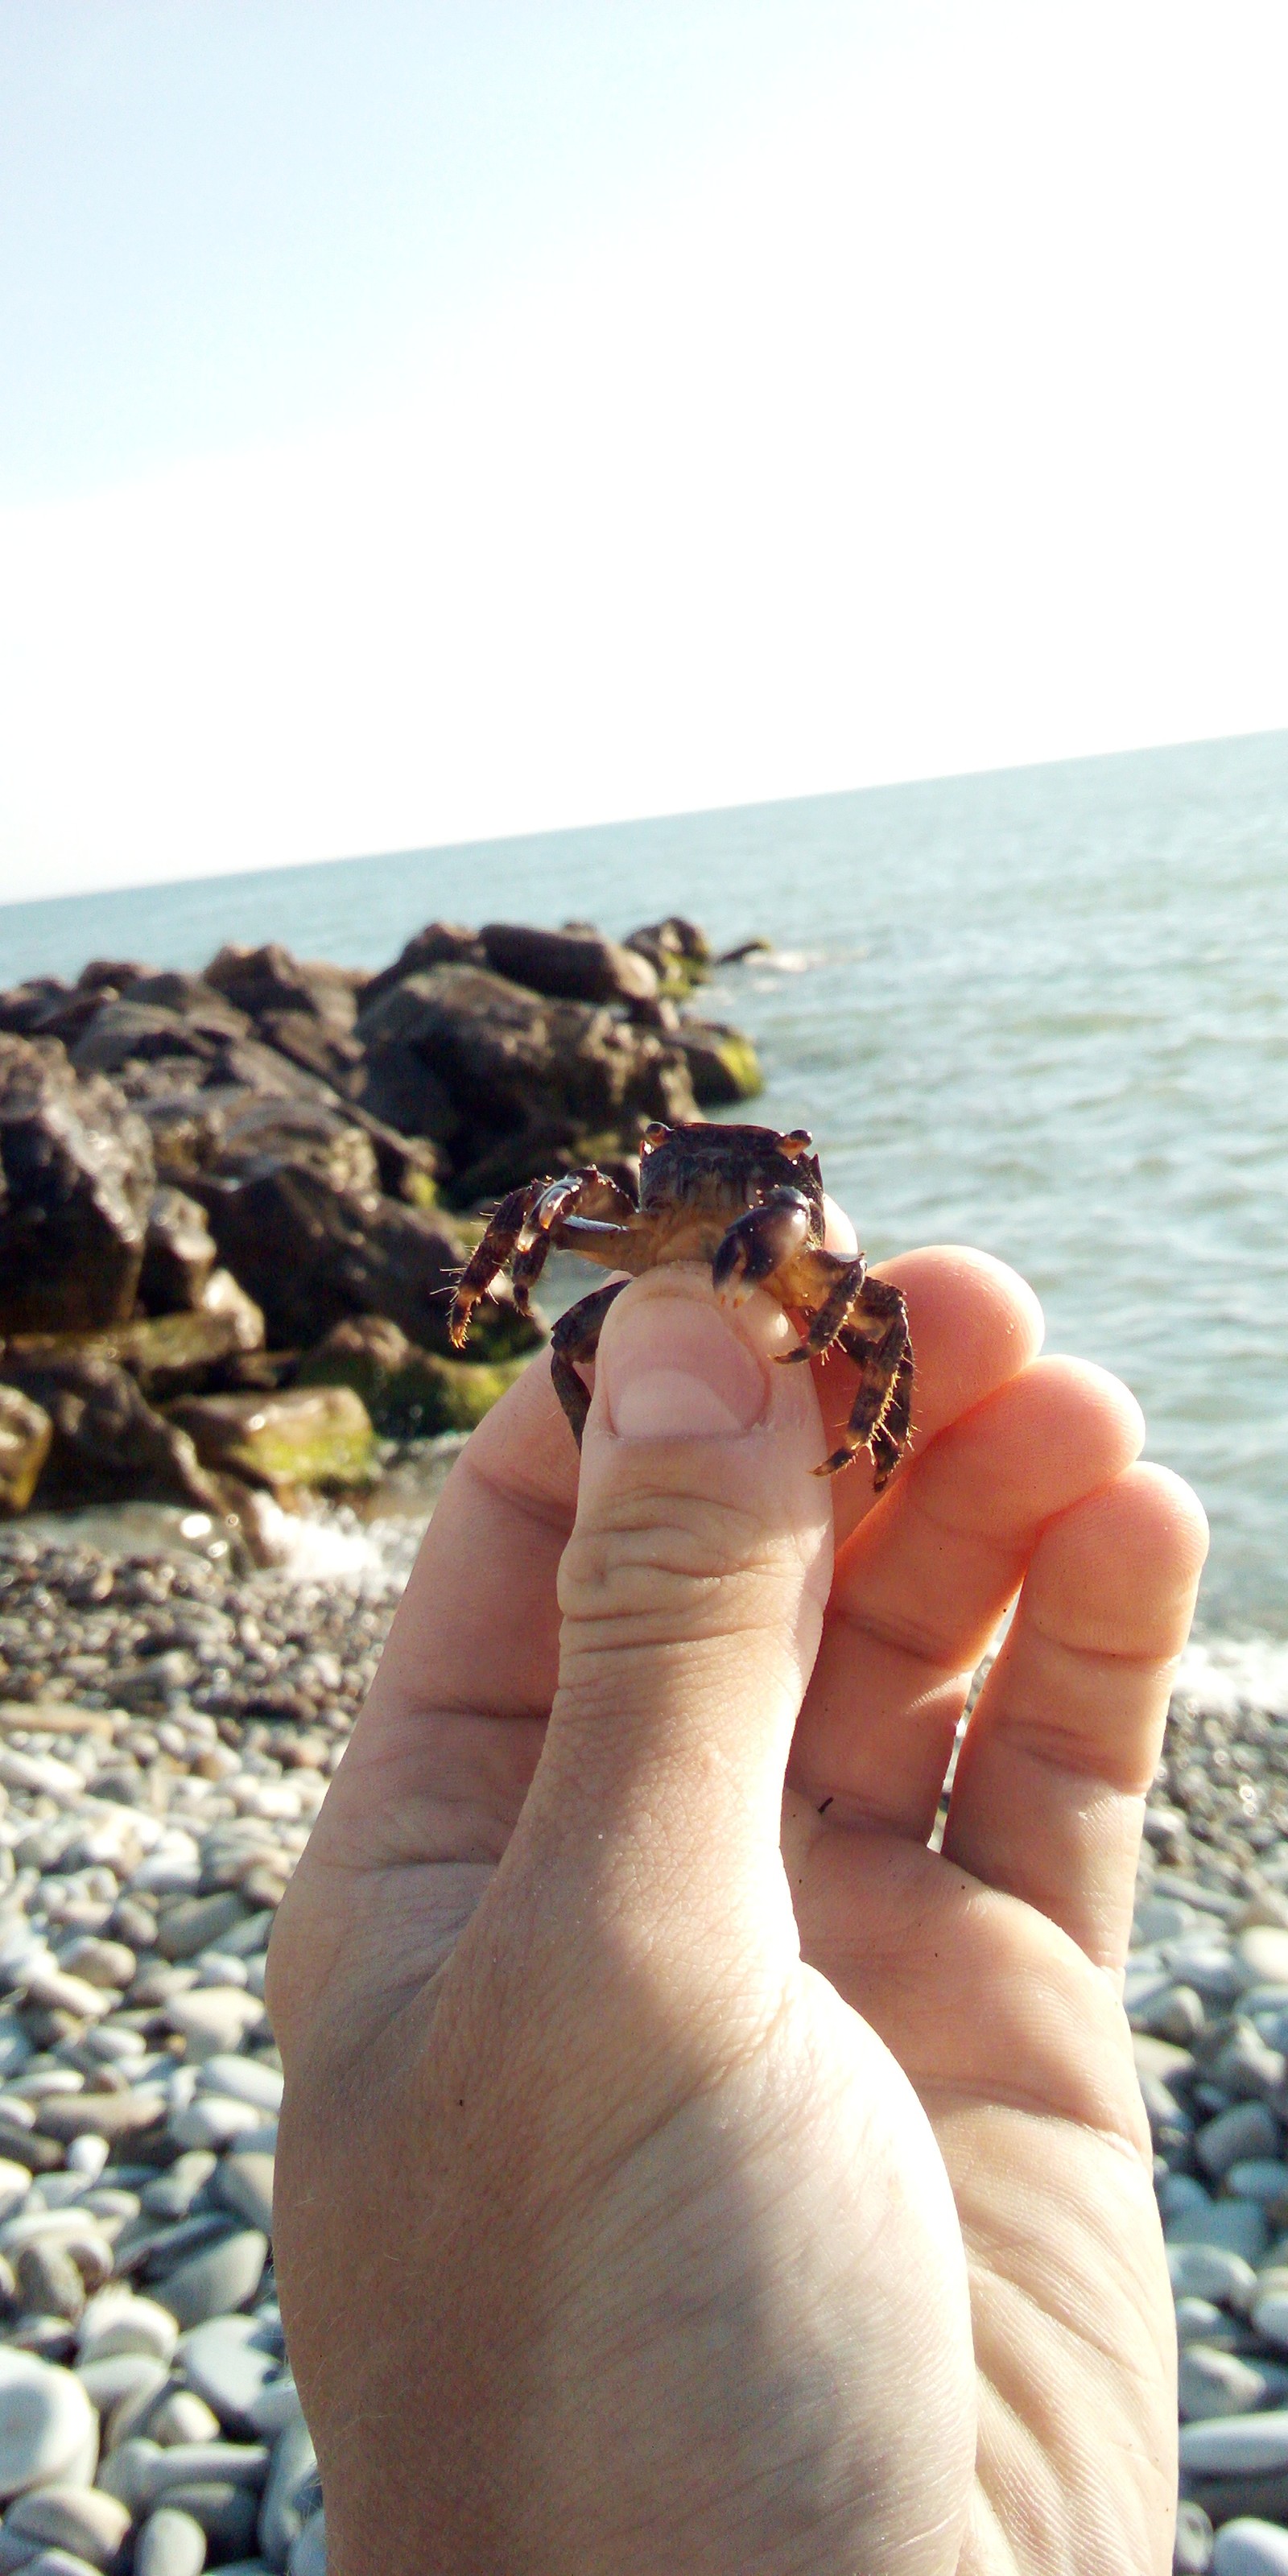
[1,1274,266,1402]
[672,1023,763,1106]
[299,1315,530,1436]
[167,1385,381,1492]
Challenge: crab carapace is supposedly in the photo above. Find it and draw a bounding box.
[448,1121,912,1484]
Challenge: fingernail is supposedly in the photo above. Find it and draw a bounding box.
[600,1294,767,1439]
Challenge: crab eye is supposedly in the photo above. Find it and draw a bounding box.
[641,1124,669,1153]
[779,1129,813,1159]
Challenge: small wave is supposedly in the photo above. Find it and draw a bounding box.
[1174,1630,1288,1716]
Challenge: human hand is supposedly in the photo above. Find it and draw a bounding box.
[267,1239,1207,2575]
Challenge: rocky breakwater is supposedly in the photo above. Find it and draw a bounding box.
[0,914,762,1531]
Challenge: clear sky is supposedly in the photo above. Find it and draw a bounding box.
[1,1,1286,901]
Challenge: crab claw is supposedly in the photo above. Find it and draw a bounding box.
[712,1189,812,1306]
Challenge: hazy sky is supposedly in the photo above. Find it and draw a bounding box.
[1,1,1286,901]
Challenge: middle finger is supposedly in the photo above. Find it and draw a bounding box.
[791,1355,1146,1837]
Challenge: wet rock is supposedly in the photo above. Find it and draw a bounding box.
[2,1290,266,1409]
[70,1002,245,1080]
[0,1038,155,1332]
[167,1389,379,1495]
[478,922,658,1005]
[189,1157,510,1355]
[0,1386,53,1514]
[140,1191,218,1314]
[667,1020,762,1106]
[354,964,696,1193]
[298,1315,526,1436]
[358,920,485,1013]
[0,1355,221,1510]
[624,915,712,993]
[204,947,361,1034]
[207,1098,380,1199]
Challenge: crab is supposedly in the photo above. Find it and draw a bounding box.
[449,1121,913,1485]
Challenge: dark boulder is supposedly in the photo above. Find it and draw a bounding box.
[359,921,485,1012]
[0,979,75,1035]
[188,1157,532,1355]
[624,917,712,993]
[204,943,363,1031]
[0,1349,223,1508]
[668,1021,763,1106]
[208,1095,382,1197]
[70,1000,244,1079]
[0,1036,155,1332]
[1,1272,266,1403]
[477,923,658,1005]
[76,958,155,992]
[167,1385,380,1493]
[299,1313,527,1435]
[138,1187,219,1312]
[253,1010,365,1091]
[355,964,696,1193]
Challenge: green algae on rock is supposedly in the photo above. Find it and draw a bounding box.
[167,1386,381,1494]
[299,1313,528,1436]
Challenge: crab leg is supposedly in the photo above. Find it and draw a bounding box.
[511,1170,638,1309]
[550,1278,628,1447]
[449,1179,550,1349]
[814,1276,913,1484]
[777,1253,867,1364]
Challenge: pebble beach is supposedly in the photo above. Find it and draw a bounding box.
[0,1510,1282,2571]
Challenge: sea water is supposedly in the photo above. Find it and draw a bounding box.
[3,729,1286,1647]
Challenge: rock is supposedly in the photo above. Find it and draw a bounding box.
[114,2441,270,2512]
[354,964,696,1195]
[214,2156,274,2237]
[3,2484,132,2569]
[0,1385,53,1513]
[134,2508,209,2576]
[142,2157,218,2222]
[1168,2246,1259,2310]
[1212,2524,1288,2574]
[258,2419,316,2570]
[0,1038,155,1332]
[478,922,658,1005]
[246,2381,303,2439]
[287,2511,325,2576]
[14,2241,86,2323]
[359,920,485,1013]
[204,947,360,1034]
[195,2060,282,2116]
[1251,2291,1288,2351]
[189,1158,489,1353]
[1238,1930,1288,1989]
[77,2292,180,2364]
[57,1938,138,1991]
[1180,2344,1288,2420]
[177,2318,280,2429]
[1211,2024,1287,2103]
[156,2231,268,2331]
[166,1389,379,1495]
[76,2351,170,2438]
[157,1894,251,1962]
[1181,2411,1288,2475]
[69,1002,236,1081]
[1174,2500,1216,2570]
[252,1013,364,1092]
[1227,2161,1288,2202]
[12,2553,107,2576]
[1197,2105,1283,2180]
[5,1290,267,1408]
[0,1352,222,1510]
[1167,2202,1269,2262]
[297,1314,526,1435]
[35,2093,167,2145]
[148,2391,222,2447]
[208,1096,380,1198]
[623,916,712,993]
[139,1190,218,1313]
[147,2484,257,2557]
[0,2350,97,2498]
[667,1020,762,1105]
[168,2098,266,2153]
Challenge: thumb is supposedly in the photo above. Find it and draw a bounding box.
[532,1262,834,1928]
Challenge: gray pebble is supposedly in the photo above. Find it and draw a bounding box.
[1198,2104,1283,2180]
[1212,2520,1288,2574]
[178,2316,281,2428]
[1179,2409,1288,2475]
[156,2231,268,2332]
[157,2484,258,2557]
[1166,2202,1269,2263]
[3,2486,133,2570]
[141,2156,218,2222]
[16,2553,107,2576]
[1175,2298,1248,2352]
[1179,2345,1288,2421]
[0,2351,97,2498]
[197,2058,282,2116]
[148,2391,222,2448]
[216,2155,274,2236]
[1174,2500,1214,2572]
[1226,2161,1288,2202]
[287,2512,325,2576]
[168,2099,266,2153]
[134,2507,209,2576]
[258,2420,317,2569]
